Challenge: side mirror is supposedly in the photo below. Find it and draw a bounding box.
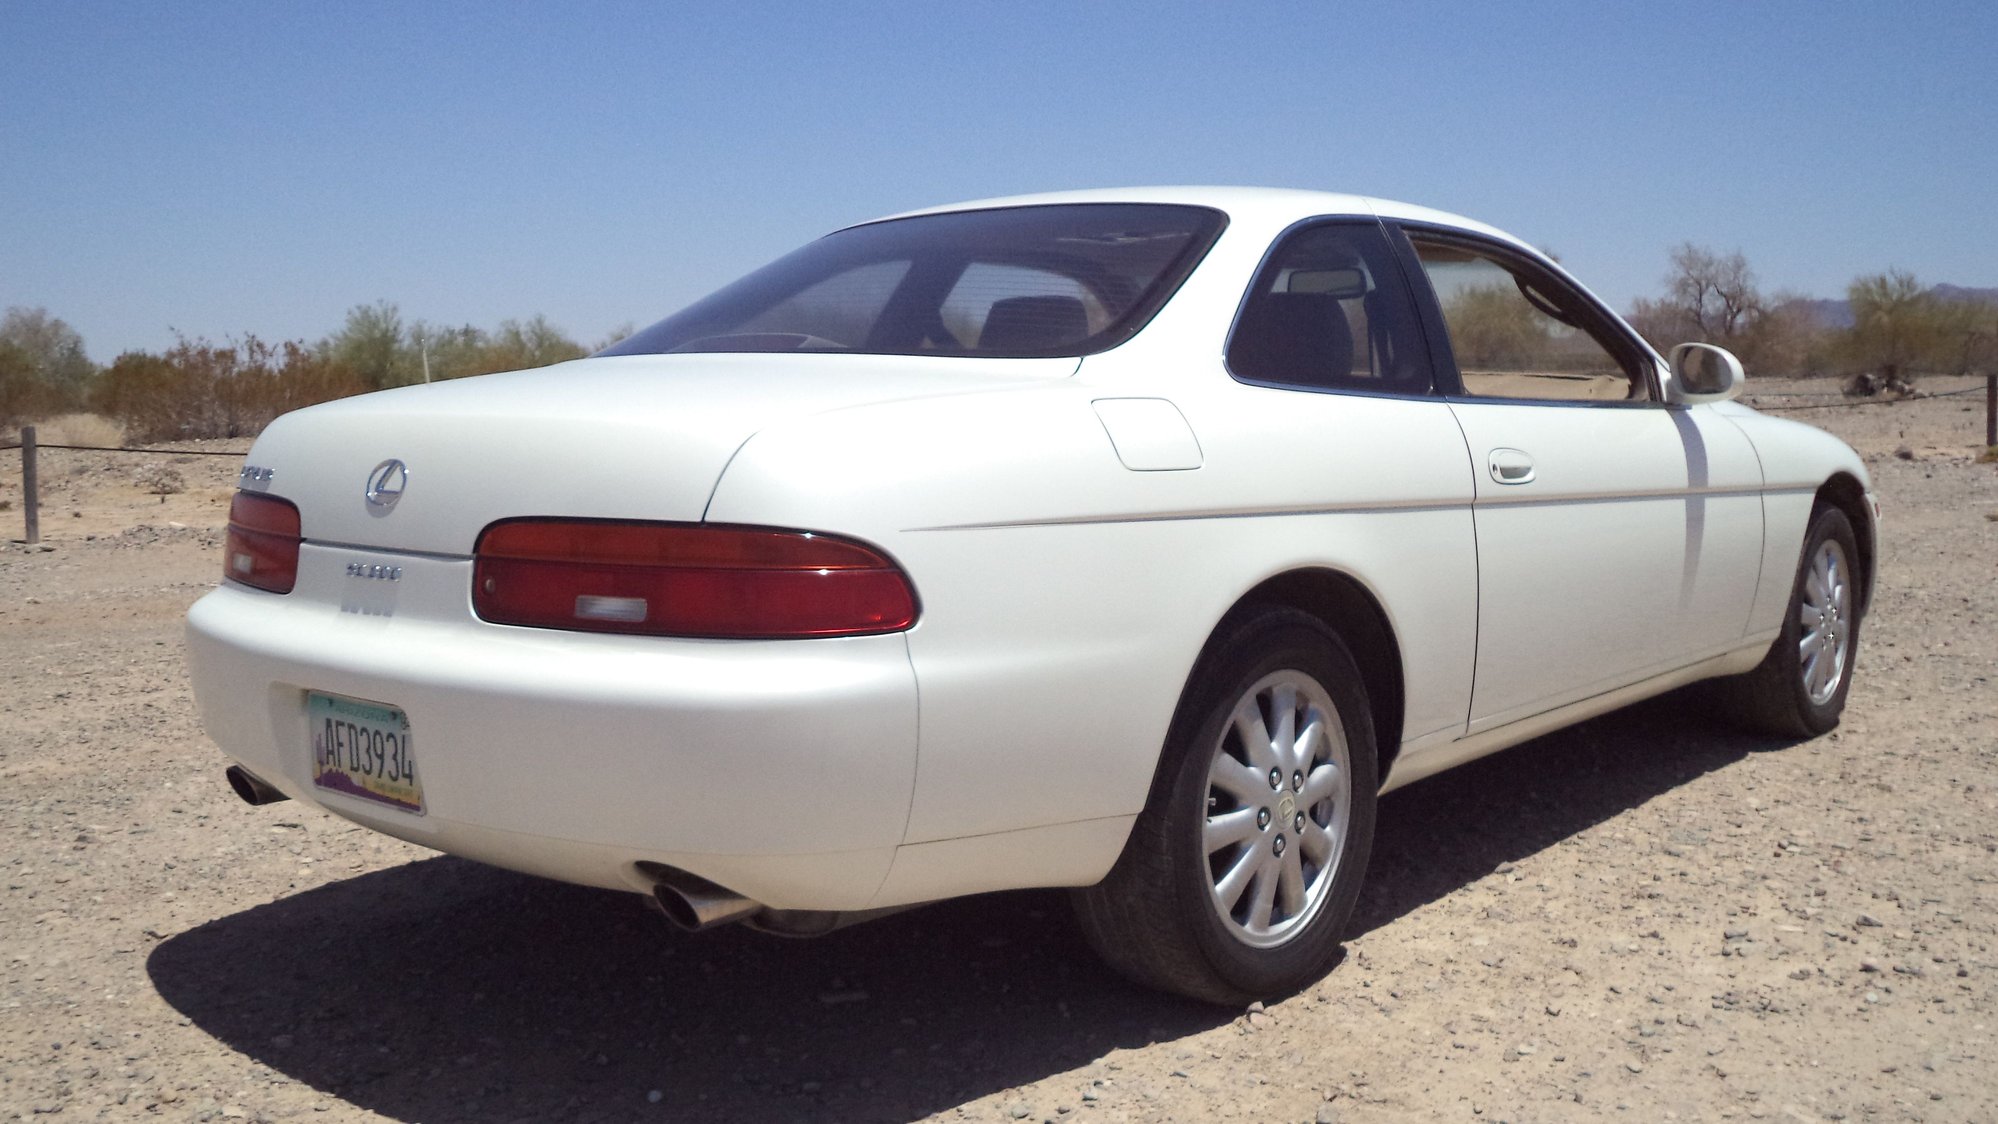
[1666,342,1745,405]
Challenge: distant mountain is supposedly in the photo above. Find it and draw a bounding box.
[1777,283,1996,330]
[1932,283,1998,305]
[1786,297,1854,329]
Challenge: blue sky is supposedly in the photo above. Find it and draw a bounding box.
[4,1,1993,361]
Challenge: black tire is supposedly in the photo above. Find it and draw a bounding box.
[1072,608,1378,1004]
[1716,504,1863,737]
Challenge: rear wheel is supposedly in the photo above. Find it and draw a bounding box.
[1718,504,1862,737]
[1073,609,1377,1004]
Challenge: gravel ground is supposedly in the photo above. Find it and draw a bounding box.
[2,381,1994,1123]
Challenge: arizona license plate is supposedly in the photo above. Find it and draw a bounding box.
[309,692,424,814]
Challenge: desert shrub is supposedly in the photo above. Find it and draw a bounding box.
[1,340,61,430]
[134,464,187,494]
[92,336,368,442]
[0,308,95,425]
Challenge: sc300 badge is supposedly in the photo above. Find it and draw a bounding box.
[346,562,402,582]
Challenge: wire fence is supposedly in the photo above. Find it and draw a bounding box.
[1747,385,1990,412]
[6,426,250,546]
[0,442,245,456]
[9,376,1994,547]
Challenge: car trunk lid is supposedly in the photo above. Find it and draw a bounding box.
[239,352,1074,557]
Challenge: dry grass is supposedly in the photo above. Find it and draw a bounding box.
[24,412,127,449]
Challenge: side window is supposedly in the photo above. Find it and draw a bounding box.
[1409,238,1650,403]
[1227,222,1430,394]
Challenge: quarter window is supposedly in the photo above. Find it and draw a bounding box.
[1409,238,1650,402]
[1227,222,1430,395]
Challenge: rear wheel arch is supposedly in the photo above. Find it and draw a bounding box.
[1076,603,1380,1002]
[1228,569,1405,784]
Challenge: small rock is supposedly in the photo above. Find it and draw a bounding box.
[1860,959,1882,973]
[1246,1000,1265,1014]
[1316,1107,1342,1124]
[1247,1011,1273,1030]
[1893,445,1915,460]
[1856,914,1884,928]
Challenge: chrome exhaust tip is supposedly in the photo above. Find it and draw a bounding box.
[225,765,290,806]
[642,868,761,932]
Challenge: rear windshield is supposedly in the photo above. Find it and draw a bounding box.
[599,203,1227,360]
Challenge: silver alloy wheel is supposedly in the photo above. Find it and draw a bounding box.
[1798,538,1853,706]
[1202,670,1352,949]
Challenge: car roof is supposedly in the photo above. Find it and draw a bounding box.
[860,186,1530,256]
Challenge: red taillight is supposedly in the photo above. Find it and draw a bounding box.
[225,492,302,594]
[472,520,918,639]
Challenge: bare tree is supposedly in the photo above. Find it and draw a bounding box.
[590,322,636,353]
[1667,244,1763,342]
[1628,244,1767,357]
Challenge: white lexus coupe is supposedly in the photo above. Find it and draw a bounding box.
[188,188,1874,1002]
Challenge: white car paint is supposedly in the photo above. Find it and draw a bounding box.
[1446,399,1767,729]
[186,186,1876,919]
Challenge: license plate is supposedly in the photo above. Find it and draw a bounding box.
[309,692,423,815]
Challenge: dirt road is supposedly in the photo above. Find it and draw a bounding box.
[3,383,1994,1122]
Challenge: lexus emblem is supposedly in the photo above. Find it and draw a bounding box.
[365,459,409,509]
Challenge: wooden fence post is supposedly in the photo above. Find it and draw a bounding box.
[1986,370,1996,449]
[19,424,37,545]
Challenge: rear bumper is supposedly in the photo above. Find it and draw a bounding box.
[185,562,919,911]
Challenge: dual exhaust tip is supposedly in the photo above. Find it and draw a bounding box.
[225,765,289,806]
[221,769,766,934]
[641,866,762,932]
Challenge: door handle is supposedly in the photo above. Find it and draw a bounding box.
[1488,448,1536,485]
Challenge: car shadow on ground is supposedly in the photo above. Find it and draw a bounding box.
[148,689,1780,1123]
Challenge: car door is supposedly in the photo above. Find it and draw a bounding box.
[1394,226,1765,734]
[1215,218,1481,750]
